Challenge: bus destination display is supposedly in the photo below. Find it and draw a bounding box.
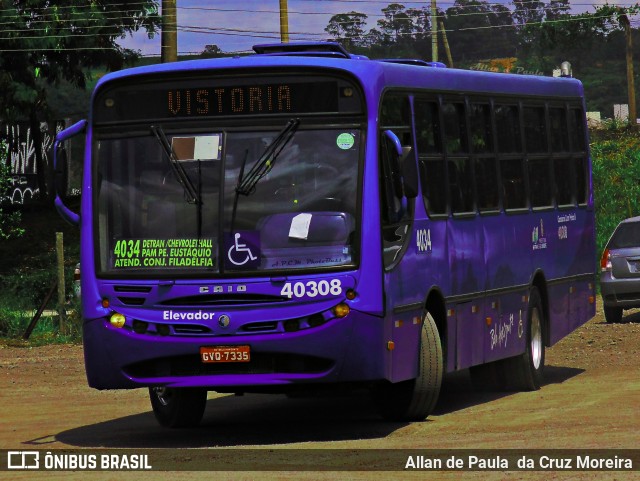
[96,80,350,122]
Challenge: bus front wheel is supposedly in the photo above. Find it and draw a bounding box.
[149,387,207,428]
[502,287,546,391]
[374,311,443,421]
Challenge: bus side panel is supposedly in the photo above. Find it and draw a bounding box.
[482,215,526,363]
[549,208,596,344]
[384,216,450,382]
[548,283,571,345]
[448,218,485,370]
[454,302,483,369]
[570,209,596,329]
[385,228,427,383]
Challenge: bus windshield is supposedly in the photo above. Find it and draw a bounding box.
[96,125,361,276]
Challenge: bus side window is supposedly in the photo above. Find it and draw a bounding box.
[554,157,574,206]
[569,107,588,205]
[569,108,586,152]
[528,158,553,208]
[380,93,414,267]
[501,158,527,210]
[415,99,446,216]
[442,102,468,154]
[443,101,474,214]
[496,104,526,210]
[524,106,552,208]
[495,104,522,153]
[380,134,405,224]
[575,156,588,205]
[523,106,548,154]
[470,103,498,212]
[549,107,569,152]
[475,158,499,211]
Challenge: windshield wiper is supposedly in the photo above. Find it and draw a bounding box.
[150,125,200,204]
[235,118,300,196]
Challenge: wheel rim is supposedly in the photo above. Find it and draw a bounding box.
[153,387,172,406]
[530,308,543,370]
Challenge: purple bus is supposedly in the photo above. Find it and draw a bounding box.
[54,43,596,427]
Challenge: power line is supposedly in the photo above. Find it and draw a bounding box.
[0,3,636,52]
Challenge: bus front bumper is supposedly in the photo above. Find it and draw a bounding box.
[82,310,387,391]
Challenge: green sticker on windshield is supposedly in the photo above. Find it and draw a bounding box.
[112,238,215,268]
[336,133,355,150]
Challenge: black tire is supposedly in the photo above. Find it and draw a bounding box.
[502,287,545,391]
[149,387,207,428]
[604,306,623,324]
[374,311,443,421]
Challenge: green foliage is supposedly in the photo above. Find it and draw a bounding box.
[591,128,640,256]
[0,251,82,341]
[0,1,161,121]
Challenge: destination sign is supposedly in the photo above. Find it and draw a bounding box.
[93,77,362,123]
[167,84,310,117]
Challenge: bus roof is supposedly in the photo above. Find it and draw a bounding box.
[95,51,584,101]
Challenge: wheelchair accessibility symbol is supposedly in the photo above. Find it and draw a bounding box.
[225,231,260,268]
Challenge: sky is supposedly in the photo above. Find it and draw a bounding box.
[118,0,640,57]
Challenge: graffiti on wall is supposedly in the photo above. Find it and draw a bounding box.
[1,121,65,204]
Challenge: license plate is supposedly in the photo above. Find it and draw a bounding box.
[200,345,250,363]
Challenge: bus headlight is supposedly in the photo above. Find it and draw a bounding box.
[109,313,126,328]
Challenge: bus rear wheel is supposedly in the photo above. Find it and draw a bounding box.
[149,387,207,428]
[374,311,443,421]
[502,287,545,391]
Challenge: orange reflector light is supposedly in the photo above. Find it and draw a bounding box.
[333,303,350,318]
[387,341,395,351]
[485,317,492,326]
[589,296,595,304]
[101,298,110,308]
[346,289,357,300]
[109,313,125,328]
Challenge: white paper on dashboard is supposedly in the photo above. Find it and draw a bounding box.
[289,213,313,240]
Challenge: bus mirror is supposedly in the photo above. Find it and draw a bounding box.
[54,119,87,226]
[401,146,418,199]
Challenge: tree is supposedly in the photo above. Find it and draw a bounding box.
[0,1,161,199]
[377,3,415,46]
[325,11,368,50]
[202,45,224,58]
[545,0,570,21]
[519,5,627,72]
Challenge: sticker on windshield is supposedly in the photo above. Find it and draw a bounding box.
[225,231,261,269]
[171,134,222,161]
[336,133,355,150]
[111,238,215,269]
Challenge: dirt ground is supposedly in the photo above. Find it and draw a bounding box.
[0,300,638,480]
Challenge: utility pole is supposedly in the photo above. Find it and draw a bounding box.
[439,20,453,67]
[280,0,290,43]
[161,0,177,63]
[620,12,637,127]
[431,0,438,62]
